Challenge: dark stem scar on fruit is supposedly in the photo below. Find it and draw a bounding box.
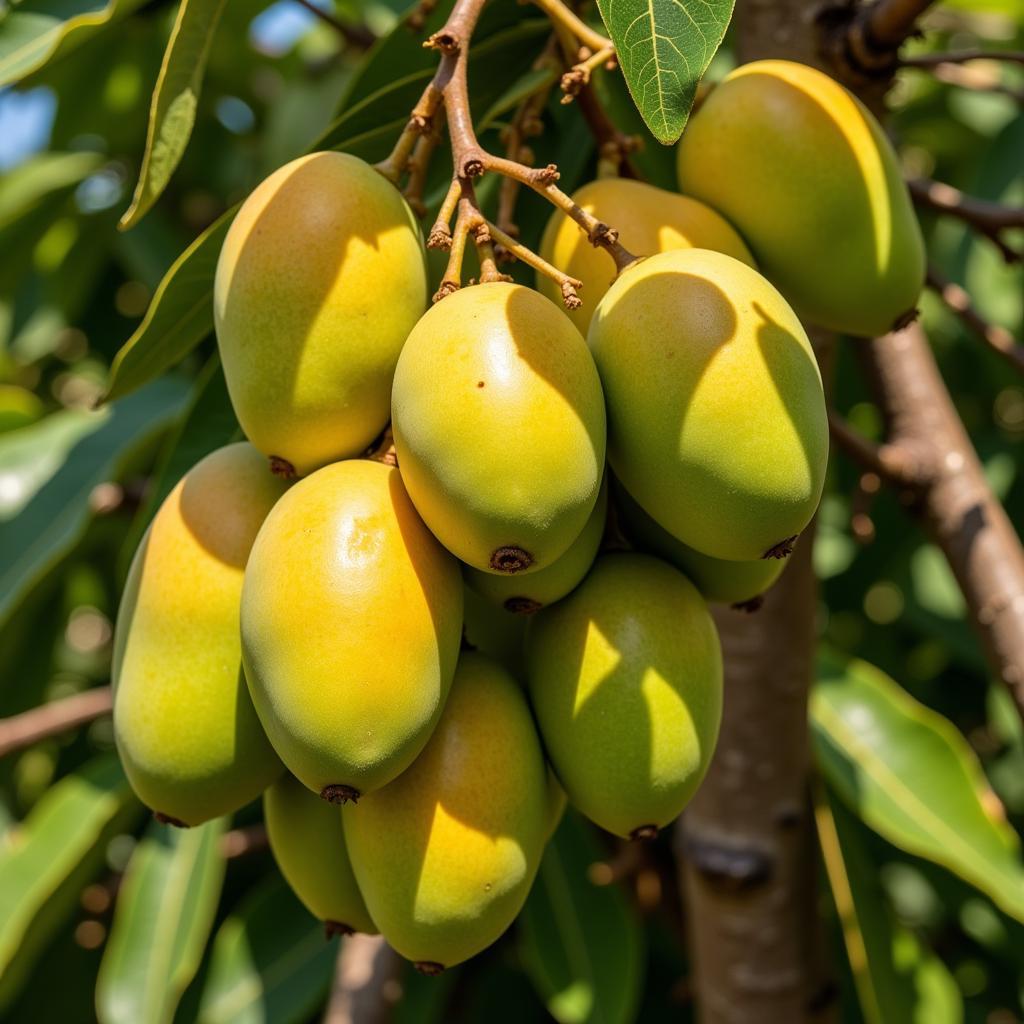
[321,784,361,805]
[324,920,355,939]
[503,596,542,615]
[630,824,659,841]
[731,595,765,614]
[154,811,189,828]
[269,455,297,479]
[414,961,445,976]
[490,546,533,573]
[892,306,919,332]
[762,535,798,560]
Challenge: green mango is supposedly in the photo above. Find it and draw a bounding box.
[526,553,722,839]
[264,773,376,935]
[464,480,608,614]
[214,152,427,477]
[113,444,286,826]
[344,652,548,971]
[392,282,606,575]
[588,247,828,562]
[241,459,463,801]
[677,59,924,337]
[615,481,785,605]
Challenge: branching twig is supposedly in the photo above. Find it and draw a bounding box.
[822,0,938,80]
[927,265,1024,374]
[561,45,616,102]
[292,0,376,50]
[827,407,930,487]
[528,0,611,55]
[909,177,1024,263]
[0,687,112,758]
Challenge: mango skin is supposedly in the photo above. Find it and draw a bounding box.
[464,480,607,613]
[344,652,548,969]
[264,773,376,934]
[241,459,463,798]
[214,152,427,476]
[113,443,286,826]
[538,178,754,334]
[392,282,606,575]
[615,482,785,604]
[588,247,828,561]
[676,60,925,337]
[527,554,723,839]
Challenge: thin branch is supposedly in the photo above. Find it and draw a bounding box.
[909,177,1024,263]
[527,0,611,55]
[0,687,112,758]
[827,407,930,486]
[900,48,1024,67]
[927,265,1024,374]
[824,0,939,80]
[292,0,376,50]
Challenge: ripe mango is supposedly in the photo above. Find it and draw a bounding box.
[241,459,463,801]
[538,178,754,333]
[676,60,924,337]
[344,652,548,971]
[464,480,607,614]
[588,247,828,561]
[113,443,286,826]
[526,553,722,839]
[214,152,427,476]
[392,282,605,575]
[264,773,376,935]
[615,482,785,605]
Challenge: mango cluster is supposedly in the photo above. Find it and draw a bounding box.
[112,60,922,972]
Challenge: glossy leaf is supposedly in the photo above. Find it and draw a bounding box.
[811,652,1024,922]
[120,0,227,229]
[197,876,336,1024]
[816,788,962,1024]
[519,811,644,1024]
[96,817,227,1024]
[0,0,145,88]
[0,757,140,1012]
[0,377,190,629]
[595,0,733,144]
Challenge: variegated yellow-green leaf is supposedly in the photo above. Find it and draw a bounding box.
[595,0,733,144]
[120,0,227,230]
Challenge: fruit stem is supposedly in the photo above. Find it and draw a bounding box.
[527,0,611,55]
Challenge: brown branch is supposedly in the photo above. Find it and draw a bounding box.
[221,824,269,859]
[909,178,1024,263]
[0,687,112,758]
[900,48,1024,67]
[528,0,611,54]
[292,0,376,50]
[860,322,1024,713]
[827,407,930,486]
[927,266,1024,374]
[322,934,403,1024]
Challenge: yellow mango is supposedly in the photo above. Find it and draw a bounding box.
[113,443,286,826]
[392,282,605,574]
[264,773,376,935]
[526,554,722,839]
[677,60,924,337]
[214,152,427,476]
[538,178,754,333]
[344,651,548,971]
[588,248,828,561]
[241,459,462,801]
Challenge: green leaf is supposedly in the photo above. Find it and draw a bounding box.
[0,757,141,1012]
[96,817,228,1024]
[811,652,1024,922]
[197,876,336,1024]
[519,812,644,1024]
[0,151,101,232]
[120,0,227,229]
[0,377,189,629]
[817,789,963,1024]
[595,0,733,144]
[0,0,145,88]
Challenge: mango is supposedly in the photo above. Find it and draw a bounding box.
[544,770,568,841]
[615,481,785,605]
[214,152,427,476]
[264,773,376,935]
[588,247,828,561]
[538,178,754,333]
[344,651,548,971]
[464,480,607,614]
[392,282,605,575]
[241,459,462,801]
[527,554,722,839]
[113,443,286,826]
[676,60,924,337]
